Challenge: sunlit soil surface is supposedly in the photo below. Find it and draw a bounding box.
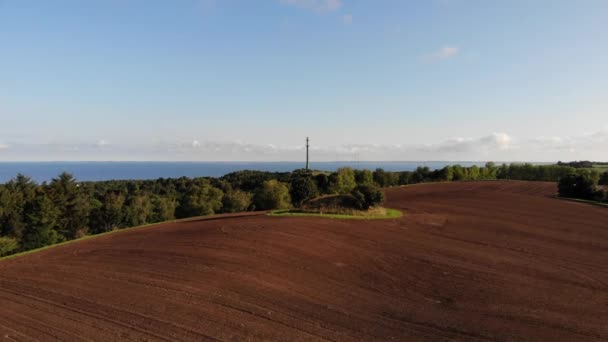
[1,181,607,341]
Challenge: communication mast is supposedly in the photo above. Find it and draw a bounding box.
[306,137,310,170]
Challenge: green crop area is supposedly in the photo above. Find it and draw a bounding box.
[592,165,608,172]
[268,208,402,220]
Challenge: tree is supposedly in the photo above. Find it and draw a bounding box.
[599,172,608,186]
[0,174,37,240]
[469,165,480,180]
[484,162,498,179]
[90,191,126,233]
[373,168,389,187]
[412,166,431,183]
[558,174,596,200]
[354,170,374,186]
[438,166,454,182]
[289,176,319,207]
[0,237,19,257]
[253,180,291,210]
[150,195,177,222]
[351,184,385,210]
[222,190,253,213]
[314,173,331,194]
[177,180,224,218]
[496,163,510,179]
[398,172,413,185]
[48,172,90,240]
[125,194,153,227]
[22,191,60,250]
[331,167,356,194]
[452,165,466,181]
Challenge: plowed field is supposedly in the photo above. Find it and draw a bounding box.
[1,181,607,341]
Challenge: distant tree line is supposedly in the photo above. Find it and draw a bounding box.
[1,163,607,257]
[557,160,608,168]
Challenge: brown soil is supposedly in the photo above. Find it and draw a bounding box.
[1,181,607,341]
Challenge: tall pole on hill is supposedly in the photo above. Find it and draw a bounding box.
[306,137,310,171]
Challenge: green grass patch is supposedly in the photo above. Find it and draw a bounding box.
[555,196,608,208]
[268,207,403,220]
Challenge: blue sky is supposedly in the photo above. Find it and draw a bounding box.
[1,0,607,161]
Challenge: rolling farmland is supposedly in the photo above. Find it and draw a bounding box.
[1,181,607,341]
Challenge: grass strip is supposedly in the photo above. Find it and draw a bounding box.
[268,208,403,220]
[555,196,608,208]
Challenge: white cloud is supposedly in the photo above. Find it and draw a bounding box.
[1,131,606,162]
[96,140,108,147]
[421,46,459,62]
[280,0,342,12]
[341,14,353,25]
[425,133,512,154]
[480,132,512,150]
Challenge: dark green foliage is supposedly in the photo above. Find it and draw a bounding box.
[2,161,607,258]
[0,236,19,256]
[176,180,224,218]
[558,174,596,200]
[351,184,385,210]
[412,166,431,183]
[599,172,608,186]
[125,194,153,227]
[0,174,37,240]
[220,170,290,192]
[90,191,126,233]
[354,169,374,185]
[47,172,91,239]
[150,195,177,222]
[481,162,498,180]
[437,166,454,181]
[330,167,357,194]
[593,189,607,202]
[452,165,466,181]
[556,161,607,168]
[314,173,330,193]
[373,168,394,187]
[222,190,253,213]
[253,180,291,210]
[289,175,319,207]
[22,191,60,250]
[398,171,413,185]
[496,163,577,182]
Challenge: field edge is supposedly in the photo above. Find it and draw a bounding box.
[268,208,403,220]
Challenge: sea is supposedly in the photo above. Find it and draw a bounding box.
[0,161,492,184]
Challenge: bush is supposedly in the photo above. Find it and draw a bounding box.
[354,169,373,185]
[593,189,607,202]
[558,174,596,200]
[222,190,253,213]
[314,173,330,194]
[176,181,224,218]
[330,167,357,194]
[351,184,385,210]
[253,180,291,210]
[289,176,319,207]
[0,236,19,256]
[599,172,608,186]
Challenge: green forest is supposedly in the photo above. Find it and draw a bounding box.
[1,163,606,258]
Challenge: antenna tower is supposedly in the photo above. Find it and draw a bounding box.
[306,137,310,170]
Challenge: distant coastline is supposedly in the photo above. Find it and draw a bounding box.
[0,161,512,183]
[0,161,552,183]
